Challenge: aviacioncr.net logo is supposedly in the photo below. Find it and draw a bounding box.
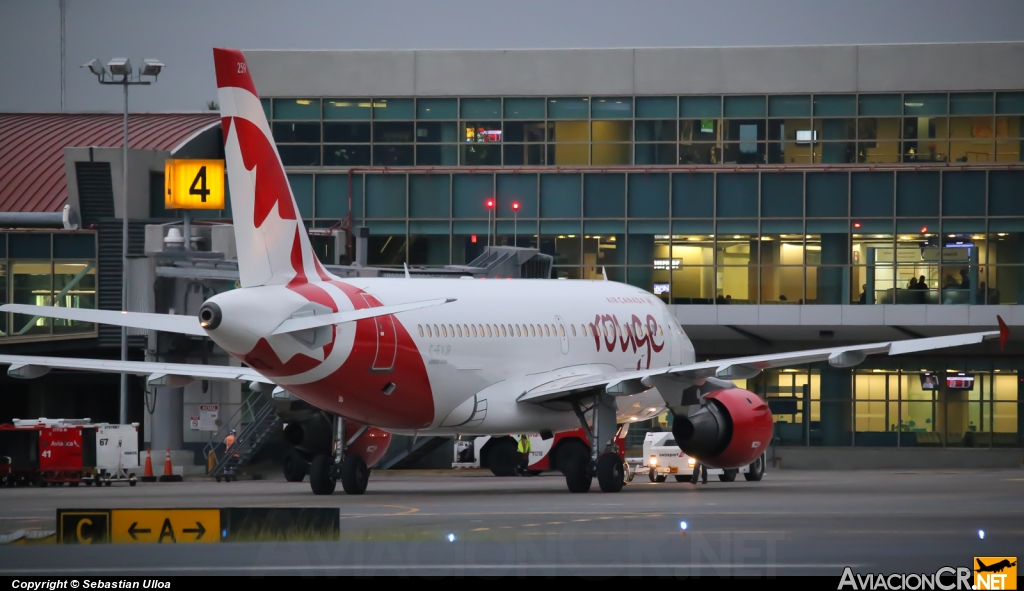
[838,567,973,590]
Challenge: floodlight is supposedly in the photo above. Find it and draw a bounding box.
[107,57,132,77]
[80,59,107,79]
[141,59,164,78]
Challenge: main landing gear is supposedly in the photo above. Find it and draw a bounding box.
[560,394,629,494]
[308,416,370,496]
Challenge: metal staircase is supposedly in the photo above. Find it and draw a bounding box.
[449,246,553,279]
[377,435,451,470]
[202,393,282,481]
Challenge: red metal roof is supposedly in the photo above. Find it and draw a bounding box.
[0,113,220,213]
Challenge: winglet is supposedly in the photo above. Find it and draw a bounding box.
[404,263,411,279]
[997,315,1009,350]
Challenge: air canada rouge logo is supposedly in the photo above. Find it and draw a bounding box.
[590,313,665,369]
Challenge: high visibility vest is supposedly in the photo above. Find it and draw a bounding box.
[517,437,531,454]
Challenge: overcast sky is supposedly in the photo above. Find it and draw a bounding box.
[1,0,1023,112]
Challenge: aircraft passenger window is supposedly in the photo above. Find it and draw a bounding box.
[457,325,463,337]
[515,325,522,337]
[544,325,550,337]
[500,325,506,337]
[658,326,663,336]
[441,325,448,337]
[425,325,431,337]
[486,325,492,337]
[464,324,470,336]
[529,325,535,337]
[448,324,455,337]
[478,324,485,336]
[471,325,477,337]
[559,325,565,337]
[581,325,587,337]
[571,325,577,337]
[417,325,423,337]
[433,324,440,336]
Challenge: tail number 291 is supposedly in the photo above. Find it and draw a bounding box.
[237,62,246,74]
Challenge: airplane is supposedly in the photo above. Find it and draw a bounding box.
[0,47,1010,496]
[976,558,1016,573]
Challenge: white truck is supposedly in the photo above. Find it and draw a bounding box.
[642,431,765,483]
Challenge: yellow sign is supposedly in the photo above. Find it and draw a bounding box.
[111,509,220,544]
[165,159,225,210]
[974,557,1017,590]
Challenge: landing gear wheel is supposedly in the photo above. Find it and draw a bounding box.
[487,437,520,477]
[718,469,738,482]
[340,455,369,495]
[309,455,337,495]
[674,475,689,482]
[743,455,765,482]
[561,442,592,493]
[283,450,308,483]
[597,452,624,493]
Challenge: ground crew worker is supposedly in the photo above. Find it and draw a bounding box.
[224,429,236,452]
[517,434,531,474]
[690,458,708,485]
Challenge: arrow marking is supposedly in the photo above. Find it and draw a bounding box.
[127,522,151,540]
[183,521,206,540]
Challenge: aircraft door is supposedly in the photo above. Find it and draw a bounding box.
[555,315,569,354]
[360,293,397,371]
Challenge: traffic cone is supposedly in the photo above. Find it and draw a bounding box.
[140,448,156,483]
[158,447,181,482]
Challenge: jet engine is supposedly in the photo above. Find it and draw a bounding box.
[284,414,334,459]
[671,388,773,469]
[283,414,391,467]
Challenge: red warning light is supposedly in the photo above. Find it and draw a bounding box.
[920,226,928,233]
[512,201,521,211]
[853,222,861,228]
[485,198,495,209]
[471,235,477,243]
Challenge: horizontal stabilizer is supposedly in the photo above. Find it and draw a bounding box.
[0,304,205,336]
[271,298,455,335]
[0,354,269,384]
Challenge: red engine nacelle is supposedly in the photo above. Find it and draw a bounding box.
[671,388,773,470]
[346,423,391,468]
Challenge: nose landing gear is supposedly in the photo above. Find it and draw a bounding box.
[308,415,370,495]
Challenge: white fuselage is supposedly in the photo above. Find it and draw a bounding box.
[204,277,694,436]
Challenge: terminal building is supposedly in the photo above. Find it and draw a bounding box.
[2,41,1023,469]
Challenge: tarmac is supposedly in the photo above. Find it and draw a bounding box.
[0,468,1022,576]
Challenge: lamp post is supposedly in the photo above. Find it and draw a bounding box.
[82,57,163,424]
[511,201,520,247]
[484,198,495,251]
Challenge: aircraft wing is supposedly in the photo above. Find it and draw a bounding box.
[0,304,205,336]
[271,298,456,335]
[518,320,1008,405]
[0,354,270,385]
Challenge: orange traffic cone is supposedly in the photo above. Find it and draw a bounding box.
[140,448,156,482]
[158,447,181,482]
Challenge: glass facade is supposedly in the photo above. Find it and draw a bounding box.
[263,92,1024,167]
[280,168,1024,304]
[257,92,1024,303]
[744,363,1022,448]
[0,232,98,341]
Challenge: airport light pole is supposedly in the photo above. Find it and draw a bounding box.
[484,198,495,251]
[82,58,164,424]
[511,201,520,247]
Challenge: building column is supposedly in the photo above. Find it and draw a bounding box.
[819,364,852,446]
[819,233,849,304]
[148,386,183,451]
